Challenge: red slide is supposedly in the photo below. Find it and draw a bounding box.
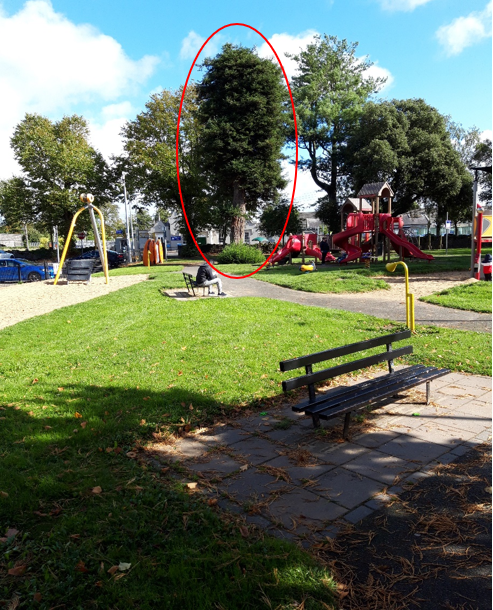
[271,235,301,263]
[380,228,434,261]
[331,225,363,263]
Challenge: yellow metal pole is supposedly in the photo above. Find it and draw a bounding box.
[92,205,109,285]
[409,294,415,332]
[53,207,86,285]
[385,260,415,333]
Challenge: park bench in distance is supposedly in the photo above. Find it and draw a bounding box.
[280,330,450,440]
[182,272,211,297]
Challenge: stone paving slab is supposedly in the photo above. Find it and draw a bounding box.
[148,370,491,540]
[343,450,416,484]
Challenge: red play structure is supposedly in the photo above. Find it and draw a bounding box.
[332,212,434,264]
[271,233,335,264]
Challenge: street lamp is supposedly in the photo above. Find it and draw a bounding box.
[386,261,415,332]
[121,172,132,264]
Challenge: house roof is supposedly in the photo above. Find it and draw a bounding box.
[356,181,394,198]
[399,213,429,226]
[149,219,167,233]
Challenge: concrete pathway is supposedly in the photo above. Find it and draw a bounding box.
[181,265,491,333]
[148,372,492,543]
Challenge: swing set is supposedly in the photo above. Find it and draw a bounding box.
[54,193,109,285]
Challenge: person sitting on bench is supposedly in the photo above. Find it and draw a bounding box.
[196,261,227,296]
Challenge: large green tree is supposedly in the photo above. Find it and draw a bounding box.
[258,199,302,240]
[288,35,386,228]
[472,139,492,205]
[343,99,468,232]
[197,44,287,243]
[120,86,213,246]
[10,114,113,238]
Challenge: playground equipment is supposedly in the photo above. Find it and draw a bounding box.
[333,212,434,264]
[300,261,316,274]
[54,194,109,285]
[386,261,415,332]
[143,238,165,267]
[472,211,492,280]
[271,233,325,264]
[334,181,433,264]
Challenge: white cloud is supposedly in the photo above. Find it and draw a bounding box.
[179,30,223,62]
[257,30,318,81]
[180,30,206,60]
[378,0,433,11]
[363,62,394,91]
[436,2,492,56]
[0,0,159,178]
[88,102,137,160]
[481,129,493,142]
[257,31,394,92]
[282,160,323,210]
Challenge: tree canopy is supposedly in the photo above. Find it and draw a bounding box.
[197,43,287,243]
[9,114,112,237]
[343,99,470,231]
[121,85,213,245]
[258,200,302,239]
[288,34,386,230]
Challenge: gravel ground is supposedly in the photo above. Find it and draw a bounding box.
[0,275,148,330]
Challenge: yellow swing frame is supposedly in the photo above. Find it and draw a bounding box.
[54,194,109,285]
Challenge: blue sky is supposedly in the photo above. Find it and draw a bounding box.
[0,0,491,202]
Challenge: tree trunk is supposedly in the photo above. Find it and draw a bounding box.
[24,223,30,251]
[231,181,246,244]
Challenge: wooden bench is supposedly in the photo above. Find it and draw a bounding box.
[182,272,211,297]
[280,330,450,439]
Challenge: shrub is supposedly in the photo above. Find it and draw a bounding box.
[216,242,265,264]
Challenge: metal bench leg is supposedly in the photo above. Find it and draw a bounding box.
[426,381,431,405]
[312,413,321,428]
[343,412,351,440]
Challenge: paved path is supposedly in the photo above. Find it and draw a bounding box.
[182,265,492,333]
[148,371,491,542]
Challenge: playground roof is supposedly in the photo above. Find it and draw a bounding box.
[357,182,394,198]
[344,197,372,212]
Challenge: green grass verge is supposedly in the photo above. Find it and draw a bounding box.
[421,281,492,313]
[213,248,493,294]
[215,264,390,293]
[0,277,490,607]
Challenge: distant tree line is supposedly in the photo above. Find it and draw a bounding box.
[1,35,490,249]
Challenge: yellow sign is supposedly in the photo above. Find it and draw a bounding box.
[474,215,492,239]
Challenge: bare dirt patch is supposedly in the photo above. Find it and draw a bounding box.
[0,274,148,330]
[368,270,476,301]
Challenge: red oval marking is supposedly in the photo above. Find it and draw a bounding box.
[176,23,298,280]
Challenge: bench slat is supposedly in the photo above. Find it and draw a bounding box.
[291,364,429,412]
[302,365,435,416]
[283,345,413,392]
[280,330,411,372]
[314,367,450,420]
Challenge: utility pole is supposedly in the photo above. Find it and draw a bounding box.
[470,168,479,279]
[122,172,132,264]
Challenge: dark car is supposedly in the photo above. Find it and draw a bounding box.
[0,258,55,282]
[70,249,124,270]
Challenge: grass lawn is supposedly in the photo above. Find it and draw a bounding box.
[212,248,493,294]
[215,263,390,293]
[421,281,492,313]
[1,276,490,607]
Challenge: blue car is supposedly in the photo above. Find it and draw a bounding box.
[0,258,55,282]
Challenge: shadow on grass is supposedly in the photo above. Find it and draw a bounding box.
[0,386,339,610]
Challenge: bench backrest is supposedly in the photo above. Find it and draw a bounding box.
[280,330,412,397]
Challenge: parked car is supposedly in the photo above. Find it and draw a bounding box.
[70,249,124,270]
[0,250,14,259]
[0,258,54,282]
